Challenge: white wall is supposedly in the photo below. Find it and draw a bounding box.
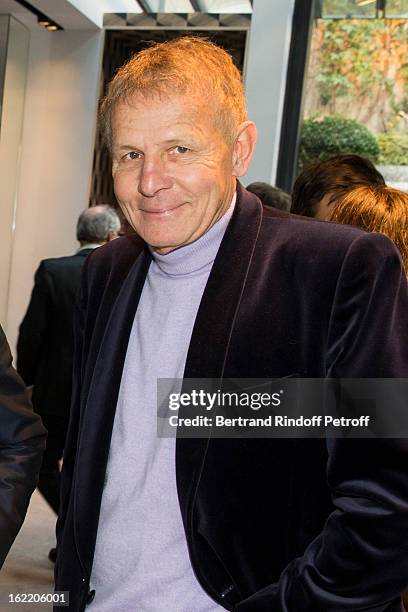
[0,17,29,329]
[244,0,294,186]
[5,29,104,354]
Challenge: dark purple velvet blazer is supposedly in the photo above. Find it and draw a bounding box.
[56,183,408,611]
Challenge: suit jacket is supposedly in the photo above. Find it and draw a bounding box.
[0,325,46,567]
[17,249,94,417]
[56,184,408,611]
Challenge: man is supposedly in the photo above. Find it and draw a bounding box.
[17,206,120,519]
[56,37,408,611]
[290,154,385,219]
[0,324,46,568]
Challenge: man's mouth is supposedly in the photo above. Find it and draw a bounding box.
[141,203,184,216]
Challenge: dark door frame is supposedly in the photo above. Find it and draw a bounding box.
[275,0,317,193]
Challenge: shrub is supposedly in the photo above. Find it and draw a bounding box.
[298,115,380,170]
[378,132,408,165]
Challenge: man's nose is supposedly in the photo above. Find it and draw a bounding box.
[138,156,172,197]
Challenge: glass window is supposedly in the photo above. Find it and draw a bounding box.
[298,17,408,190]
[322,0,377,18]
[386,0,408,17]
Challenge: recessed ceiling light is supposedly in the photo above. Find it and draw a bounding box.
[13,0,63,31]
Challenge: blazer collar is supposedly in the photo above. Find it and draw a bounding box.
[176,181,263,524]
[183,181,262,379]
[75,247,152,572]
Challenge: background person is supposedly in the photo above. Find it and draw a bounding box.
[329,184,408,274]
[246,181,291,211]
[291,154,386,219]
[0,324,46,568]
[17,205,121,543]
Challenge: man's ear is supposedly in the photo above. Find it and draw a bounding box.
[232,121,257,177]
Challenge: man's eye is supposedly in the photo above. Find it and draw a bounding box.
[124,151,142,161]
[174,146,189,154]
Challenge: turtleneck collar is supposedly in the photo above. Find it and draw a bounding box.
[150,192,236,277]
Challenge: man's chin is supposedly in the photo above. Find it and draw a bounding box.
[139,224,191,254]
[150,241,185,255]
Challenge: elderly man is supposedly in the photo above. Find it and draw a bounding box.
[17,206,120,522]
[56,37,408,611]
[0,325,46,568]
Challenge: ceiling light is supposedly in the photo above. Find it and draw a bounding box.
[13,0,63,31]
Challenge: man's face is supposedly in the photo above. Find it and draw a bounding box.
[111,93,236,254]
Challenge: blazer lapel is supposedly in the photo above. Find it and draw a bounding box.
[74,248,151,573]
[176,182,263,523]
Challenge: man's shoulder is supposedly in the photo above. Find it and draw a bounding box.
[261,205,381,252]
[262,205,361,242]
[37,238,143,286]
[87,234,144,263]
[241,185,366,254]
[38,252,92,282]
[257,204,399,272]
[41,253,83,269]
[83,235,145,281]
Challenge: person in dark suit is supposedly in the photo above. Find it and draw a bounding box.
[0,324,46,568]
[55,37,408,611]
[17,205,121,519]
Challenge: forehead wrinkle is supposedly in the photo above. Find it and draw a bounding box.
[113,120,214,153]
[114,92,216,130]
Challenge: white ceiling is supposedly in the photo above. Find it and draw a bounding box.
[0,0,253,32]
[0,0,101,30]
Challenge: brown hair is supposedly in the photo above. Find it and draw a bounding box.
[99,36,247,150]
[291,155,385,217]
[329,184,408,274]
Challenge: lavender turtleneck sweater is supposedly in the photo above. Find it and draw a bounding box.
[90,195,236,611]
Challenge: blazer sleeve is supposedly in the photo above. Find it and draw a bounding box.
[0,325,47,568]
[236,232,408,611]
[17,261,52,386]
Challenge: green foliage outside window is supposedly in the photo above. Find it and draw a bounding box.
[305,19,408,135]
[316,21,386,106]
[378,132,408,165]
[298,115,380,170]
